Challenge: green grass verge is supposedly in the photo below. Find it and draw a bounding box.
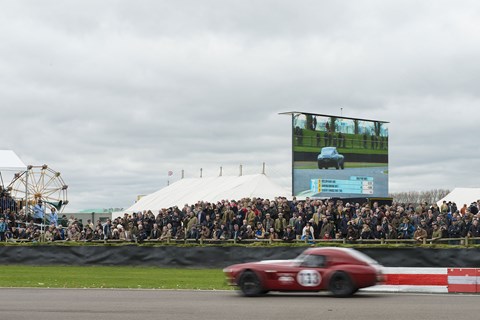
[294,161,386,169]
[0,266,231,290]
[293,146,388,155]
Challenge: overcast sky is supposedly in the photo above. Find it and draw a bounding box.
[1,0,480,211]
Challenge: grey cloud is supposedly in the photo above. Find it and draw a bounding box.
[1,1,480,210]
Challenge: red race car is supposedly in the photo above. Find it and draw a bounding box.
[223,247,384,297]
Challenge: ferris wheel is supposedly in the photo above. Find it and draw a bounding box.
[7,164,69,212]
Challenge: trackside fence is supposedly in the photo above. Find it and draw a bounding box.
[4,237,480,247]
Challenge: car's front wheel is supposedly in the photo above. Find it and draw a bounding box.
[238,270,263,297]
[329,272,355,297]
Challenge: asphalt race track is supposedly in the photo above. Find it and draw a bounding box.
[0,288,477,320]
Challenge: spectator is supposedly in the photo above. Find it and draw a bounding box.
[203,215,213,232]
[149,223,161,240]
[118,225,132,241]
[346,222,358,241]
[7,226,19,240]
[241,225,254,240]
[92,227,102,240]
[4,194,480,245]
[128,221,138,237]
[32,200,45,225]
[360,224,374,240]
[59,215,68,228]
[386,224,398,239]
[391,211,402,230]
[262,213,274,232]
[467,218,480,244]
[468,218,480,237]
[288,212,297,227]
[397,218,414,239]
[274,212,287,239]
[301,229,314,244]
[231,224,241,241]
[373,224,386,240]
[254,222,265,239]
[85,218,94,231]
[322,231,332,240]
[0,217,6,241]
[67,224,81,241]
[320,217,334,239]
[294,215,305,240]
[447,218,463,244]
[282,225,295,242]
[221,205,234,226]
[431,223,443,241]
[211,223,222,240]
[159,225,172,241]
[199,225,210,240]
[448,218,462,238]
[49,207,59,227]
[103,219,112,240]
[265,227,277,240]
[246,208,256,227]
[302,222,315,240]
[111,227,120,240]
[218,224,229,240]
[170,211,181,235]
[84,227,94,241]
[135,224,148,242]
[414,225,428,242]
[184,211,197,235]
[188,225,200,240]
[44,225,54,241]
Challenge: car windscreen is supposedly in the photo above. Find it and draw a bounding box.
[293,253,308,264]
[321,148,335,155]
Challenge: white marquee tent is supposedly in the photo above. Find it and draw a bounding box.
[125,173,290,212]
[0,150,27,187]
[0,150,28,209]
[436,188,480,207]
[0,150,26,171]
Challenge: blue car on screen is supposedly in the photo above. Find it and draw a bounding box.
[317,147,345,169]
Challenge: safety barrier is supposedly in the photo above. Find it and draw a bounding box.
[364,267,480,293]
[5,236,480,247]
[447,268,480,293]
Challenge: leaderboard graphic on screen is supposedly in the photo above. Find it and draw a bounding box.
[290,112,389,198]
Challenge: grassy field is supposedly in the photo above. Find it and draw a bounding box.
[294,161,386,169]
[294,146,388,155]
[0,266,231,290]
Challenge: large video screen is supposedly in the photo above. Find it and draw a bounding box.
[292,112,388,198]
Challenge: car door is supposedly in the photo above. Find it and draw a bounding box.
[297,254,328,290]
[269,254,327,291]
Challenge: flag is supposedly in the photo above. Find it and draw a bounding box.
[168,170,173,176]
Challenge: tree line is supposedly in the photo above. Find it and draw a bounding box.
[389,189,450,205]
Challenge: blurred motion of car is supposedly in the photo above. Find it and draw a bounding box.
[223,247,384,297]
[317,147,345,169]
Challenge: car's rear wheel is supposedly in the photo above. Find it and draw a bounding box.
[329,272,355,297]
[340,162,344,169]
[238,270,263,297]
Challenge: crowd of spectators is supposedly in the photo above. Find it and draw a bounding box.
[1,191,480,243]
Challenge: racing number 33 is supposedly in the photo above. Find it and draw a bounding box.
[297,270,321,287]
